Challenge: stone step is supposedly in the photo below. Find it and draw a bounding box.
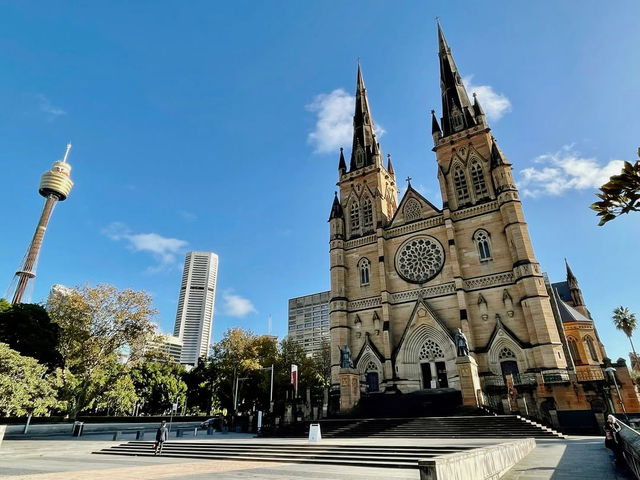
[94,442,471,469]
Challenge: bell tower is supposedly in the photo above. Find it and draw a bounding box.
[431,22,566,371]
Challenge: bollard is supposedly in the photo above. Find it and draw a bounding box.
[194,427,198,437]
[112,431,122,441]
[136,430,145,440]
[176,429,183,438]
[207,426,213,435]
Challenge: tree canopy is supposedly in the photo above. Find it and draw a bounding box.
[591,148,640,225]
[0,302,62,369]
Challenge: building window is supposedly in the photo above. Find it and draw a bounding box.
[473,229,492,261]
[470,160,488,199]
[453,168,470,205]
[362,198,373,230]
[451,103,464,132]
[585,336,598,362]
[568,337,582,364]
[359,258,370,286]
[404,198,421,222]
[350,201,360,232]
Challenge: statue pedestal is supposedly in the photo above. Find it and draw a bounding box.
[456,356,481,407]
[338,368,360,413]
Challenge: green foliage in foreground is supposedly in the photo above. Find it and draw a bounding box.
[0,343,63,416]
[591,149,640,225]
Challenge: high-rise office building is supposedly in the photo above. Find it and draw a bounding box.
[288,291,330,356]
[173,251,219,366]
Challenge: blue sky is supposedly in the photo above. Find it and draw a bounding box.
[2,1,639,362]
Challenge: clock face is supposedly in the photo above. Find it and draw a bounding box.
[395,236,445,284]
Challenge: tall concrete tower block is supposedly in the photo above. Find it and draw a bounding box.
[8,144,74,304]
[173,251,219,366]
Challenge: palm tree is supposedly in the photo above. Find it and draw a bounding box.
[612,306,638,358]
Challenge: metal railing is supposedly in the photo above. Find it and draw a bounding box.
[541,370,570,383]
[615,420,640,479]
[481,373,538,388]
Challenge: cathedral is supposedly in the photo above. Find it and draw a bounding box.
[327,24,639,431]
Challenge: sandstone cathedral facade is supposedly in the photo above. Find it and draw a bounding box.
[327,24,639,429]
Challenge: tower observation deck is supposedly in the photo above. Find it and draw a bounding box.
[7,144,74,304]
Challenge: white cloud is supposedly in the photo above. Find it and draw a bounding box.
[222,291,257,318]
[103,222,188,271]
[518,145,625,197]
[306,88,354,154]
[179,210,197,222]
[462,76,511,121]
[36,94,66,119]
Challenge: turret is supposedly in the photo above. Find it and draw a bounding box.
[565,259,585,307]
[431,110,442,144]
[349,63,383,171]
[338,147,347,177]
[328,192,345,240]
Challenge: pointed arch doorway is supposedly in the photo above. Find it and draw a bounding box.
[419,339,449,389]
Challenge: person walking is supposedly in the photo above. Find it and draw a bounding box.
[604,414,622,462]
[154,420,169,456]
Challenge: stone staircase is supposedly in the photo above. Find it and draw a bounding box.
[95,442,473,469]
[294,415,565,439]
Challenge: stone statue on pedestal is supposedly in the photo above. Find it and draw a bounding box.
[455,328,469,357]
[339,344,353,368]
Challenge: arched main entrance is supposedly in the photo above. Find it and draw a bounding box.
[419,339,448,389]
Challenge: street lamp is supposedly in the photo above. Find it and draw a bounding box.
[261,364,274,412]
[605,366,629,422]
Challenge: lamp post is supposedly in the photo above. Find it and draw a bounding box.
[261,365,274,412]
[605,366,629,422]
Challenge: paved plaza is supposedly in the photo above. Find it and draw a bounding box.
[0,435,634,479]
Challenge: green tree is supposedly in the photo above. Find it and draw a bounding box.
[47,284,158,417]
[0,303,62,369]
[131,360,187,415]
[613,306,638,358]
[591,148,640,225]
[0,343,63,416]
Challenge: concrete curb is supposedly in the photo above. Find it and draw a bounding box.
[418,438,536,480]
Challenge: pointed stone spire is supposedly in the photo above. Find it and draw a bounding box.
[490,137,508,169]
[565,259,577,286]
[329,191,344,220]
[431,109,442,143]
[338,147,346,174]
[350,62,381,170]
[437,21,477,137]
[387,154,395,176]
[565,259,585,307]
[472,92,486,121]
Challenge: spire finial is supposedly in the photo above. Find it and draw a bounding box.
[406,176,412,186]
[62,143,72,163]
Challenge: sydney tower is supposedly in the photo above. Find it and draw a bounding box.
[8,144,74,304]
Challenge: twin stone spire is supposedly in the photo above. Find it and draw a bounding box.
[338,22,489,176]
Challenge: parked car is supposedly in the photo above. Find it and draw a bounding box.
[200,416,224,430]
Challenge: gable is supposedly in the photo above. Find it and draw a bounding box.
[388,186,442,228]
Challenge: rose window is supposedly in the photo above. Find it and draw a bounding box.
[395,236,444,283]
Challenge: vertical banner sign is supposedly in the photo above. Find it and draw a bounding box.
[291,364,298,398]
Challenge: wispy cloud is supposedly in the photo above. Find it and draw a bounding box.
[222,291,257,317]
[179,210,197,222]
[462,76,511,121]
[306,88,354,154]
[103,222,188,272]
[36,94,66,120]
[518,145,625,197]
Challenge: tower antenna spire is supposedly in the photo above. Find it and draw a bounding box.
[62,143,72,163]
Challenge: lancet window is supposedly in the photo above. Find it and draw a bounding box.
[568,337,581,364]
[350,201,360,232]
[453,168,470,205]
[473,229,492,261]
[585,336,598,362]
[470,160,488,199]
[362,198,373,230]
[359,258,370,286]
